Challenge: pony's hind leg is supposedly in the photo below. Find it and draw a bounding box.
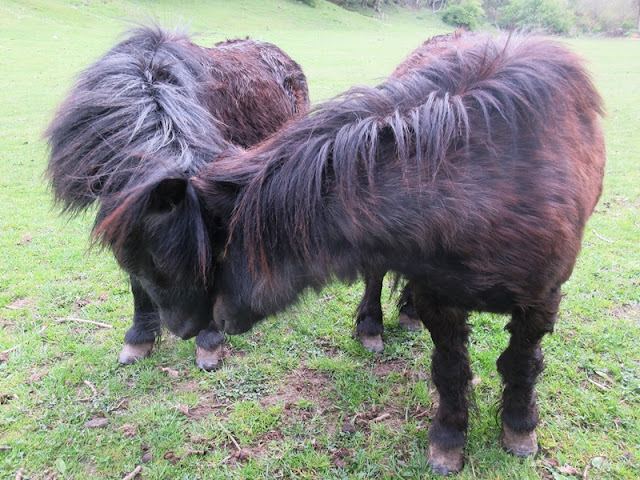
[497,289,560,457]
[355,272,385,353]
[195,324,225,371]
[414,289,471,475]
[118,276,161,364]
[397,283,423,332]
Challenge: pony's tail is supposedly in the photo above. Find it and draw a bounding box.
[44,24,224,214]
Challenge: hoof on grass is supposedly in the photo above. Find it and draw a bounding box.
[428,443,464,475]
[501,425,538,457]
[118,342,154,365]
[195,344,224,371]
[358,333,384,353]
[398,312,423,332]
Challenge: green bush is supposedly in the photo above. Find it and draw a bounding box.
[298,0,319,7]
[442,1,485,30]
[499,0,573,34]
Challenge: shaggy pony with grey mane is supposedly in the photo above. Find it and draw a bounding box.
[45,25,310,369]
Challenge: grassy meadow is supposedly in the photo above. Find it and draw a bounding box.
[1,0,639,478]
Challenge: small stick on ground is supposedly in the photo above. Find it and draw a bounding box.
[592,229,614,243]
[121,465,142,480]
[372,413,391,423]
[1,345,21,355]
[56,317,113,329]
[217,422,241,451]
[84,380,98,397]
[587,378,609,391]
[1,446,12,451]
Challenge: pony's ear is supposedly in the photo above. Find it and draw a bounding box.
[148,178,188,213]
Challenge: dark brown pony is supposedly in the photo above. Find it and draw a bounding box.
[95,32,605,473]
[45,25,310,369]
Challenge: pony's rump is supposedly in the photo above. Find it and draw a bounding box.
[45,25,226,213]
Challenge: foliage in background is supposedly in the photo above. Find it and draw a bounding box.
[568,0,639,34]
[327,0,640,34]
[498,0,573,34]
[442,1,485,29]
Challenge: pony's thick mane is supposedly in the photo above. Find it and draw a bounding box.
[214,34,603,276]
[45,24,227,213]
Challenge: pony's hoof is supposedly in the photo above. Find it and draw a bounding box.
[118,342,154,364]
[195,345,223,371]
[398,312,423,332]
[428,443,464,475]
[501,425,538,457]
[358,333,384,353]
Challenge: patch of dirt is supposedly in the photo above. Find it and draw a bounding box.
[73,293,110,312]
[0,393,17,404]
[610,303,640,322]
[172,393,231,421]
[330,447,352,468]
[120,423,138,438]
[4,298,33,311]
[85,417,109,429]
[259,365,333,411]
[312,336,341,356]
[371,359,430,382]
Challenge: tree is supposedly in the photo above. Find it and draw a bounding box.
[442,1,485,29]
[499,0,573,34]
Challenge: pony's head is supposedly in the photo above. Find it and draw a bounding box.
[94,172,224,339]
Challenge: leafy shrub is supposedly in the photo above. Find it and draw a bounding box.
[499,0,573,34]
[442,1,485,30]
[298,0,319,7]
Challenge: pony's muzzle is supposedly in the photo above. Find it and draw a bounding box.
[213,295,257,335]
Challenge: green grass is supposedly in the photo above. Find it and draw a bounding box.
[1,1,639,478]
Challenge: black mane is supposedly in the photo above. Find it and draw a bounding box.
[200,34,603,280]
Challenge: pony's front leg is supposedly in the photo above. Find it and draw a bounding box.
[415,290,471,475]
[498,290,560,457]
[118,276,161,364]
[195,323,225,371]
[355,272,385,353]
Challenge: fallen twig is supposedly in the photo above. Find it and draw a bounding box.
[371,413,391,423]
[0,446,12,450]
[1,345,21,355]
[587,378,609,391]
[121,465,142,480]
[592,229,614,243]
[217,422,241,451]
[84,380,98,397]
[318,294,336,303]
[56,317,113,329]
[107,398,129,413]
[414,409,431,419]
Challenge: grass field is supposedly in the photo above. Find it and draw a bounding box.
[1,1,639,478]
